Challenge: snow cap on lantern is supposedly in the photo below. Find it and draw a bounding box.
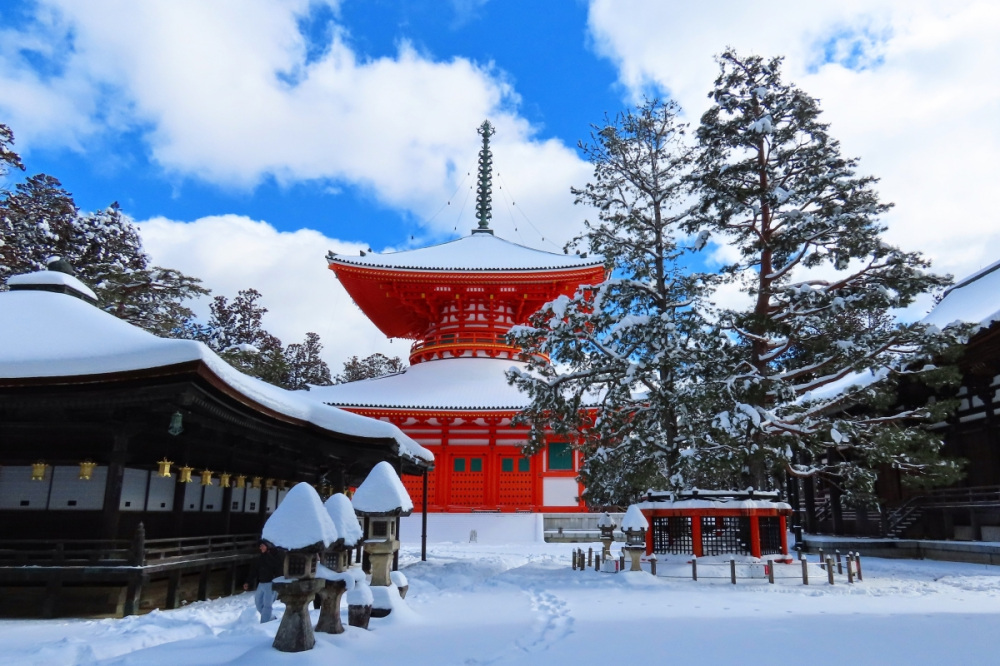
[621,504,648,546]
[263,482,340,552]
[325,493,364,547]
[352,461,414,517]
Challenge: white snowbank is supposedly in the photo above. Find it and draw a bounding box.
[352,461,414,515]
[262,483,339,550]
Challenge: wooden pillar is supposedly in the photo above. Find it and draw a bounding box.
[803,473,817,533]
[691,515,703,558]
[749,515,762,559]
[102,429,131,539]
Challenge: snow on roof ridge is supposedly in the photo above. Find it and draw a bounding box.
[328,232,603,272]
[923,258,1000,330]
[7,269,99,302]
[941,258,1000,297]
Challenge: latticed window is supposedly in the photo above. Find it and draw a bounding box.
[700,516,750,555]
[759,516,783,555]
[286,554,308,577]
[652,516,692,554]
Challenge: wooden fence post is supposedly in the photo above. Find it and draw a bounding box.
[801,555,809,585]
[572,550,577,570]
[847,553,854,584]
[836,550,843,574]
[692,556,698,581]
[767,559,774,584]
[855,552,863,581]
[730,558,737,585]
[826,557,835,585]
[587,547,593,567]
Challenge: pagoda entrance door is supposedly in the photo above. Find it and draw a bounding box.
[449,454,485,509]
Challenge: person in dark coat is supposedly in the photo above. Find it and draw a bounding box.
[243,540,283,622]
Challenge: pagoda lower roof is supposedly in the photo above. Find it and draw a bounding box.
[302,357,536,411]
[328,232,603,273]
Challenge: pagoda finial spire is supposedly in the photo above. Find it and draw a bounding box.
[474,120,495,235]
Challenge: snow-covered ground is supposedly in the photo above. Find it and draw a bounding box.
[2,541,999,665]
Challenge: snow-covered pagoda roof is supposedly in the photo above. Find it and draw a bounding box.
[328,232,603,273]
[923,259,1000,330]
[0,271,432,464]
[304,357,534,411]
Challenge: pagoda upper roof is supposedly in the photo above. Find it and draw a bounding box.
[329,232,603,274]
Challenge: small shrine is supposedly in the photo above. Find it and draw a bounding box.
[636,490,793,562]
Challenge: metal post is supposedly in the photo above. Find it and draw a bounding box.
[649,555,657,577]
[421,469,428,562]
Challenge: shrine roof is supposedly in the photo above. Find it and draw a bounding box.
[328,232,603,273]
[303,357,536,411]
[0,272,432,463]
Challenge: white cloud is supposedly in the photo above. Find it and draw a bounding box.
[138,214,404,370]
[0,0,591,249]
[587,0,1000,284]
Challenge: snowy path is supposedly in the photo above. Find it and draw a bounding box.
[1,542,999,665]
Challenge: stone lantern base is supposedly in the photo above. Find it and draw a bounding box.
[314,579,348,634]
[623,545,645,572]
[365,539,399,587]
[272,578,325,652]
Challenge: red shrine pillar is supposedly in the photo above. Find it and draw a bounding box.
[749,515,762,559]
[691,515,703,558]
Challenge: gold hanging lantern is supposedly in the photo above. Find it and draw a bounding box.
[179,466,194,483]
[264,478,275,490]
[157,458,173,478]
[79,460,97,480]
[219,472,231,488]
[235,475,246,489]
[200,469,213,486]
[31,461,48,481]
[251,476,262,489]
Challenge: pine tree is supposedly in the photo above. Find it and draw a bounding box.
[688,50,962,500]
[0,123,25,180]
[333,353,405,384]
[0,175,208,336]
[507,99,718,506]
[285,332,334,389]
[200,288,290,386]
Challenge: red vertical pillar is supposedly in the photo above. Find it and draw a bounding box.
[645,511,654,555]
[750,515,762,559]
[779,514,789,557]
[691,515,703,558]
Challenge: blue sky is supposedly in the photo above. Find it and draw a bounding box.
[1,1,997,367]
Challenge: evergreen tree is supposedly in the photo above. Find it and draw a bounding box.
[0,122,25,180]
[285,332,334,389]
[0,174,208,336]
[688,50,962,500]
[507,99,717,506]
[333,353,405,384]
[201,288,290,386]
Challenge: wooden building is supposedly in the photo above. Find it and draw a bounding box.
[0,269,432,617]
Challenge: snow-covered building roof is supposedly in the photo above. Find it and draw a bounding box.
[7,269,98,302]
[923,259,1000,330]
[0,271,432,464]
[352,461,414,516]
[262,483,340,550]
[305,357,533,411]
[328,232,602,273]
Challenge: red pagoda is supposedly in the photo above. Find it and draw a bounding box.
[312,121,605,512]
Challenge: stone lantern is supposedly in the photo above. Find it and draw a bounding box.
[314,492,364,635]
[620,504,649,573]
[352,461,413,618]
[261,483,339,652]
[597,512,618,560]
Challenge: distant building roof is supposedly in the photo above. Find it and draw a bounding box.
[923,259,1000,330]
[328,232,602,273]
